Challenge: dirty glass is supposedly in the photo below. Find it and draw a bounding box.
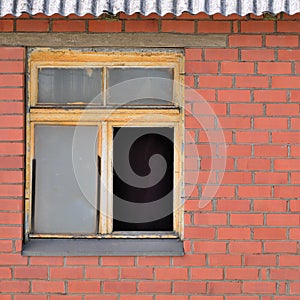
[38,68,102,104]
[107,68,174,105]
[34,125,98,234]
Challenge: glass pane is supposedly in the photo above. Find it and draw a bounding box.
[107,68,174,105]
[38,68,102,104]
[34,125,99,234]
[113,127,173,231]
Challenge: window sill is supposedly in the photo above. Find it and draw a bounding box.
[22,238,184,256]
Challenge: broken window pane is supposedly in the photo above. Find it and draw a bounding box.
[34,125,98,234]
[38,68,102,104]
[107,68,174,105]
[113,127,174,231]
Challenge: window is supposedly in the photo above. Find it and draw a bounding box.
[24,49,184,254]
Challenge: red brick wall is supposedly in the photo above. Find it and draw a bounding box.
[0,12,300,299]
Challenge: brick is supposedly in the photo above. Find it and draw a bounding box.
[226,268,259,280]
[245,255,277,266]
[0,20,13,32]
[66,257,98,266]
[85,267,118,279]
[255,90,287,103]
[226,145,252,157]
[254,145,287,157]
[236,76,269,88]
[279,255,300,266]
[103,282,136,293]
[208,282,242,294]
[32,281,65,293]
[217,199,250,211]
[273,132,300,143]
[0,143,24,155]
[121,267,153,279]
[0,48,24,60]
[254,118,288,129]
[84,296,116,300]
[194,213,227,225]
[258,62,292,74]
[241,21,274,32]
[209,254,241,266]
[68,281,100,293]
[184,227,215,239]
[270,269,300,280]
[185,61,218,74]
[194,241,227,253]
[254,228,287,240]
[161,20,194,33]
[230,214,263,226]
[204,49,238,61]
[0,212,22,224]
[50,267,83,279]
[198,21,231,33]
[16,20,49,32]
[221,62,254,74]
[0,88,23,100]
[266,214,299,226]
[102,256,134,266]
[229,35,262,47]
[30,257,64,266]
[157,296,188,300]
[275,159,300,171]
[218,228,250,240]
[16,296,47,300]
[278,21,300,32]
[0,115,24,127]
[266,35,299,47]
[237,158,271,170]
[278,50,300,61]
[198,75,232,88]
[230,104,263,115]
[0,75,24,87]
[0,241,13,252]
[282,179,300,194]
[290,228,300,239]
[241,49,274,61]
[0,281,30,292]
[0,103,24,115]
[272,77,300,89]
[264,241,297,253]
[290,200,300,211]
[0,226,22,238]
[0,170,23,183]
[0,267,12,278]
[49,297,82,300]
[218,90,251,102]
[173,254,206,266]
[139,281,171,293]
[137,256,170,266]
[174,282,206,293]
[219,117,251,129]
[0,185,23,197]
[15,267,48,279]
[291,118,300,129]
[156,267,188,280]
[52,20,86,32]
[235,132,269,143]
[191,268,223,280]
[191,297,223,300]
[253,200,287,212]
[120,296,153,300]
[0,61,24,73]
[185,49,202,61]
[239,186,272,198]
[125,20,158,32]
[255,172,288,184]
[229,241,262,253]
[244,282,276,294]
[89,20,122,32]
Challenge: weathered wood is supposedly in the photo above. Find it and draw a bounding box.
[0,33,226,47]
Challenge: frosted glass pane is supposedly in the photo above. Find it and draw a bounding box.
[34,125,98,234]
[38,68,102,104]
[107,68,174,105]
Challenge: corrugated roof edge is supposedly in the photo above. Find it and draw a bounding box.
[0,0,299,17]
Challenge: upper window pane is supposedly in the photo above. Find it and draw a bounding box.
[38,68,102,105]
[107,68,174,105]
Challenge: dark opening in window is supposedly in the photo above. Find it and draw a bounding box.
[113,127,174,231]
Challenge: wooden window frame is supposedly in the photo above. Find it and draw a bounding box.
[25,48,184,241]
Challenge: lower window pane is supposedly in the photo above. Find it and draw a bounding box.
[33,125,98,234]
[113,127,174,231]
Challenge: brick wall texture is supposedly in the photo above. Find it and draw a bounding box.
[0,11,300,299]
